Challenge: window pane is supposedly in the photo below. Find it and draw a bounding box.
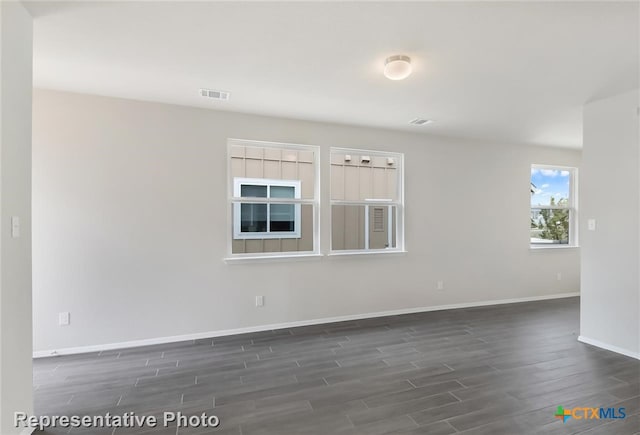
[530,208,569,244]
[240,204,267,232]
[330,152,398,201]
[331,205,396,250]
[332,205,365,250]
[232,204,313,253]
[530,167,570,207]
[270,185,295,198]
[241,184,267,198]
[270,204,295,232]
[369,205,396,249]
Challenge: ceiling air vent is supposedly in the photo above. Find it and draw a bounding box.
[409,118,433,126]
[199,88,230,101]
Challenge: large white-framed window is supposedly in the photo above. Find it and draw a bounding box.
[227,139,320,259]
[330,147,405,254]
[530,164,578,247]
[233,178,301,239]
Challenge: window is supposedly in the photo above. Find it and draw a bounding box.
[228,139,319,257]
[233,178,301,239]
[330,148,404,253]
[530,165,577,246]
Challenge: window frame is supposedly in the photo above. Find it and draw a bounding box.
[233,177,302,240]
[226,139,320,260]
[329,147,405,255]
[530,164,578,248]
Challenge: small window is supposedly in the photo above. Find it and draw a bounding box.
[330,148,404,253]
[227,139,319,258]
[233,178,301,239]
[530,165,577,246]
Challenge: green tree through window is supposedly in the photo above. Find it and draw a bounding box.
[538,197,569,243]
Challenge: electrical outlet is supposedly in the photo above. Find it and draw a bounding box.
[557,272,562,281]
[58,312,70,326]
[255,296,264,307]
[437,280,444,291]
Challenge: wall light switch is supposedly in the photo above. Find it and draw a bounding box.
[255,296,264,307]
[437,280,444,291]
[11,216,20,238]
[58,312,70,326]
[587,219,597,231]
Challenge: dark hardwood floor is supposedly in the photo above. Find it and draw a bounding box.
[33,297,639,434]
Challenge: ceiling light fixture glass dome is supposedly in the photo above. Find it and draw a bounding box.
[384,55,412,80]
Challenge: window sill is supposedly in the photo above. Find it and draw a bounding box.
[223,253,323,264]
[328,250,408,257]
[529,245,579,251]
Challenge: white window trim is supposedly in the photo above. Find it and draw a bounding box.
[233,177,301,240]
[327,250,408,257]
[329,147,405,254]
[226,138,320,260]
[530,164,578,248]
[530,245,579,251]
[224,253,324,264]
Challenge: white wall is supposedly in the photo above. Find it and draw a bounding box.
[32,89,581,354]
[580,89,640,359]
[0,1,33,433]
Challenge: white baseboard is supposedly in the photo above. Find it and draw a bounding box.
[578,335,640,360]
[33,292,579,358]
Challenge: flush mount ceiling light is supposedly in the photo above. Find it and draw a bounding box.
[384,55,412,80]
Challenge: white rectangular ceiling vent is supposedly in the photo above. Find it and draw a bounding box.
[199,88,230,101]
[409,118,433,126]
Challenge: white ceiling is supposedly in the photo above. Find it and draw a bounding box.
[28,1,639,148]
